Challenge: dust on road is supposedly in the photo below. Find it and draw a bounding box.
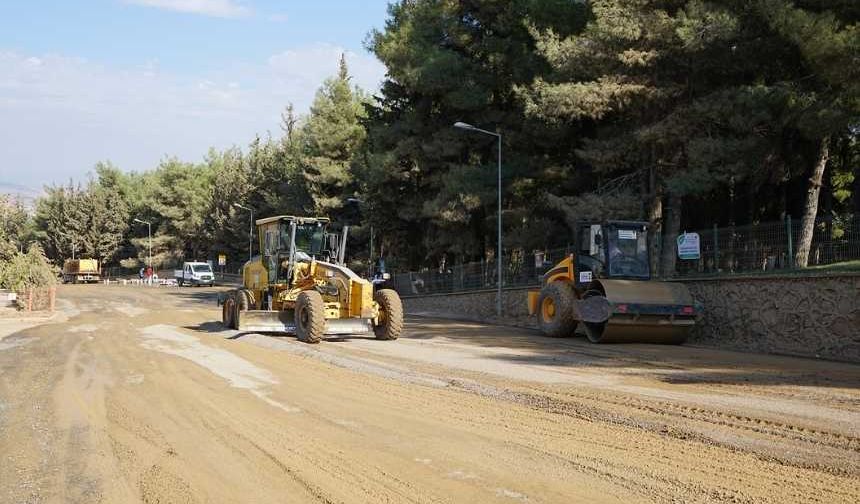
[0,284,858,503]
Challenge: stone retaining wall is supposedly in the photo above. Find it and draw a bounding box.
[401,274,860,363]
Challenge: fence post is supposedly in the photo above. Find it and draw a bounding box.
[27,288,33,311]
[713,224,719,273]
[786,214,794,269]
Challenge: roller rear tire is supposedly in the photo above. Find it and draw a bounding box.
[537,282,578,338]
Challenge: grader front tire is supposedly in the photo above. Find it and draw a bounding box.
[296,291,326,344]
[373,289,403,341]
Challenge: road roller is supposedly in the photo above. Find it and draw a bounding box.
[527,220,698,344]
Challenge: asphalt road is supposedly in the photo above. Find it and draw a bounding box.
[0,284,858,503]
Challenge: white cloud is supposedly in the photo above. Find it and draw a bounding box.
[268,43,386,95]
[267,13,289,23]
[0,46,387,187]
[125,0,251,18]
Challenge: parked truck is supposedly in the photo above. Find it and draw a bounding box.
[174,262,215,286]
[62,258,101,284]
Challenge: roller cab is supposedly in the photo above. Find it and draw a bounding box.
[528,221,698,344]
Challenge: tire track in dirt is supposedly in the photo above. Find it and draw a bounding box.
[450,374,860,477]
[259,334,859,477]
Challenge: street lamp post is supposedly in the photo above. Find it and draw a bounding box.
[454,121,503,317]
[233,203,253,264]
[133,218,152,283]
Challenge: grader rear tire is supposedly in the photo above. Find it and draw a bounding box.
[537,282,578,338]
[296,291,325,344]
[222,296,236,329]
[232,289,252,331]
[373,289,403,340]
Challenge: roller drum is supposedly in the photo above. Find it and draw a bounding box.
[582,279,697,344]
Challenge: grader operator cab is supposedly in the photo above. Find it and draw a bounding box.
[527,220,697,344]
[222,216,403,343]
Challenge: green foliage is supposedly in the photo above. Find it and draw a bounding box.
[516,0,859,271]
[366,0,589,266]
[0,195,30,258]
[18,0,860,275]
[0,244,57,291]
[301,56,369,216]
[34,163,130,265]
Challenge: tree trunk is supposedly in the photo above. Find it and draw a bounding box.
[794,136,830,268]
[659,192,681,278]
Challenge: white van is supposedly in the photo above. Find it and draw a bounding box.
[174,262,215,287]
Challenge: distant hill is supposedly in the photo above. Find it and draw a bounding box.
[0,182,41,210]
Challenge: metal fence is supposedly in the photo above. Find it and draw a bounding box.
[674,214,860,277]
[391,214,860,296]
[389,246,576,296]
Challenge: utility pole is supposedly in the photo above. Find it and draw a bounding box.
[454,121,504,317]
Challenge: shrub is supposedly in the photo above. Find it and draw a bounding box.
[0,244,58,292]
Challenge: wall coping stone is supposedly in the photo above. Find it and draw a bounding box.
[672,271,860,282]
[400,271,859,299]
[400,285,535,299]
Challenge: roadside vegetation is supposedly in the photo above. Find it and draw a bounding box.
[0,199,56,293]
[1,1,858,275]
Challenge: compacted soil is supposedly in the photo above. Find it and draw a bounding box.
[0,284,857,503]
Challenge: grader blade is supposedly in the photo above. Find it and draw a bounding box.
[236,310,374,335]
[583,280,697,344]
[237,310,296,333]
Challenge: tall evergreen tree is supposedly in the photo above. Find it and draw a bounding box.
[367,0,587,267]
[301,55,369,218]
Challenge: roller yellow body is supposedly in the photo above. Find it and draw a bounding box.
[528,221,698,344]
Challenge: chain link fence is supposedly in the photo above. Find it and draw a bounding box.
[390,214,860,296]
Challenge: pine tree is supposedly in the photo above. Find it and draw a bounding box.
[523,0,748,274]
[367,0,588,267]
[752,0,860,266]
[301,55,368,218]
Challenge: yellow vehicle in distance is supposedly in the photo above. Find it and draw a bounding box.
[62,258,101,284]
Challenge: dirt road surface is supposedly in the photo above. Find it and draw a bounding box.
[0,285,857,503]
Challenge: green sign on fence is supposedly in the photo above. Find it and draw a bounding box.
[677,232,701,260]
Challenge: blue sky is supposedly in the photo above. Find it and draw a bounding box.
[0,0,391,191]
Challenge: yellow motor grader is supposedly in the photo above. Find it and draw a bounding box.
[221,215,403,343]
[528,220,698,344]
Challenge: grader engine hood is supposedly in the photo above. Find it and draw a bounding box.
[314,261,376,319]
